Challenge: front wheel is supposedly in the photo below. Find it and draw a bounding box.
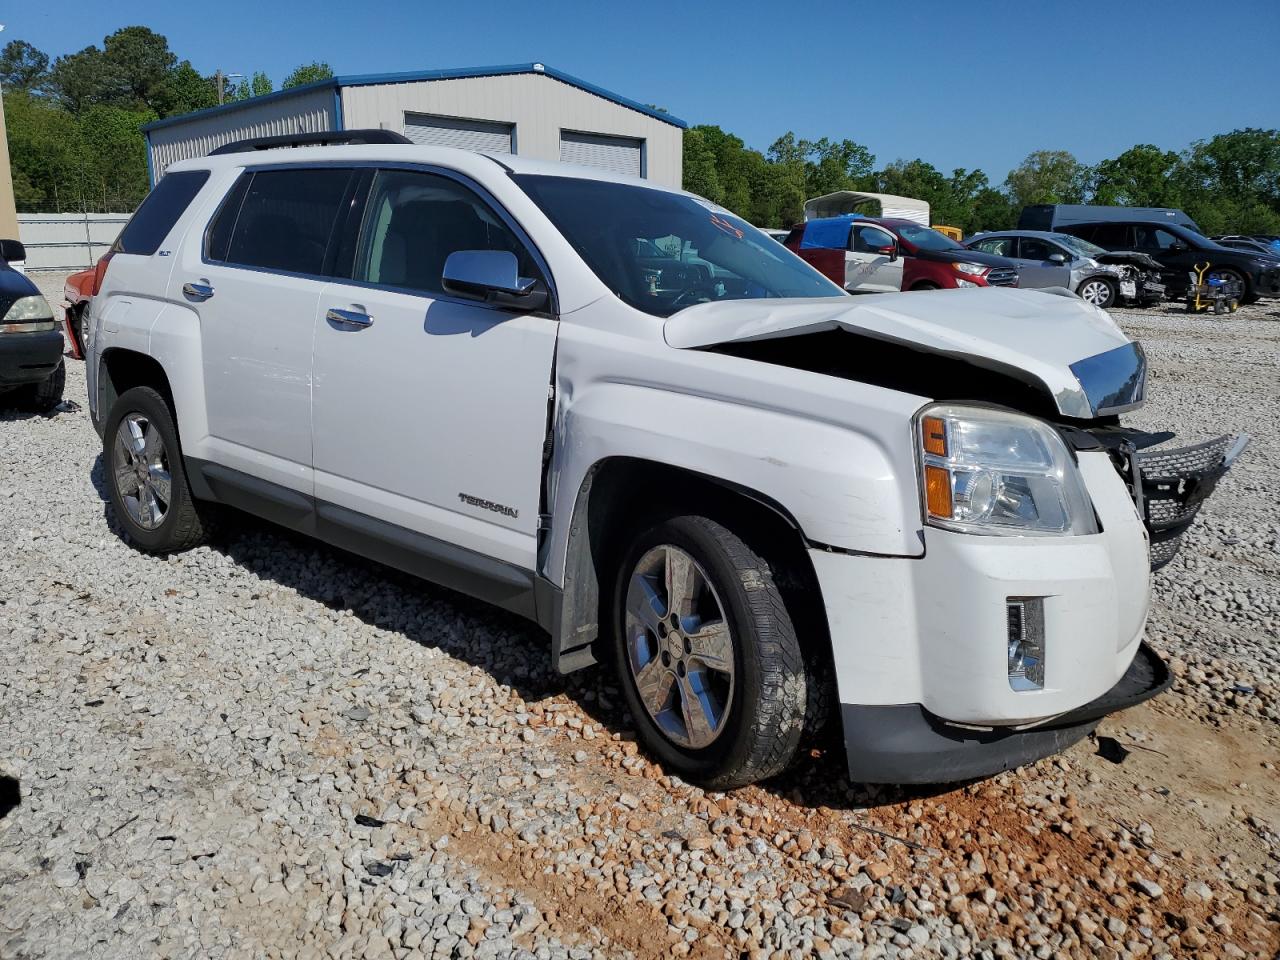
[11,359,65,413]
[612,515,809,789]
[1077,276,1117,309]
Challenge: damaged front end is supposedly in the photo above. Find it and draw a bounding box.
[665,289,1246,570]
[1093,251,1166,304]
[1071,428,1250,569]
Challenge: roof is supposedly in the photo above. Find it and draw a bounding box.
[141,62,686,134]
[803,191,930,225]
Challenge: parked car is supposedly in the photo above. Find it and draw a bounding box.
[1211,236,1279,257]
[0,239,66,412]
[85,133,1245,788]
[60,266,96,360]
[967,230,1166,308]
[1058,220,1280,303]
[785,215,1021,292]
[1019,204,1202,234]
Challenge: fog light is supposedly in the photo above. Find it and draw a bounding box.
[1007,598,1045,691]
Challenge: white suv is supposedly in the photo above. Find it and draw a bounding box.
[85,132,1244,788]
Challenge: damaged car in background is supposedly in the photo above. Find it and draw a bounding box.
[87,143,1246,789]
[967,230,1166,308]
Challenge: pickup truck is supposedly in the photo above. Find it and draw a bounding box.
[84,133,1244,787]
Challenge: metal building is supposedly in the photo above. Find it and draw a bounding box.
[142,62,685,187]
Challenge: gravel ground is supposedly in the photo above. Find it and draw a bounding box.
[1,276,1277,960]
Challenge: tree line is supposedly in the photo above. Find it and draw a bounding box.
[4,26,1280,235]
[1,28,331,211]
[686,126,1280,235]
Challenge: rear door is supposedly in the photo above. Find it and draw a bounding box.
[311,166,558,573]
[845,223,904,292]
[176,165,356,493]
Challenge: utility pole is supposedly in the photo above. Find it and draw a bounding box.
[215,70,244,105]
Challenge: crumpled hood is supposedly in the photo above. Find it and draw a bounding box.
[664,287,1145,420]
[1094,250,1165,271]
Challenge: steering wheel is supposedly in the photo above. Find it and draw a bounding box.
[670,285,718,308]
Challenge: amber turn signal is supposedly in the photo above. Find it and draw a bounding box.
[922,416,947,457]
[925,465,953,519]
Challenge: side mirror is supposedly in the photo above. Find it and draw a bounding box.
[0,239,26,263]
[441,250,548,312]
[1048,252,1068,264]
[876,243,899,262]
[1168,241,1186,253]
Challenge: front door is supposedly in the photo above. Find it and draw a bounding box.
[844,224,904,292]
[178,166,357,492]
[311,167,558,573]
[1014,236,1073,289]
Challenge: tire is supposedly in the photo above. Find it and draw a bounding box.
[1077,276,1117,309]
[1241,292,1261,306]
[103,386,215,553]
[12,359,65,413]
[911,281,940,291]
[611,514,808,789]
[1206,267,1248,305]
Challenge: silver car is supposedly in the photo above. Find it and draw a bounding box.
[967,230,1160,309]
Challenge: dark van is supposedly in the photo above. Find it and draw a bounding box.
[1019,205,1202,235]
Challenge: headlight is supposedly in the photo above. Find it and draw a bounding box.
[952,262,989,276]
[0,294,56,333]
[917,404,1098,536]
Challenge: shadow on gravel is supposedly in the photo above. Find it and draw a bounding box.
[87,455,968,813]
[0,776,19,819]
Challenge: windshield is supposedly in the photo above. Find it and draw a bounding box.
[1054,234,1108,258]
[896,223,963,251]
[513,175,842,317]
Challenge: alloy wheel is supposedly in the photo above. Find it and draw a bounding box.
[113,413,172,530]
[1080,279,1113,306]
[623,545,735,749]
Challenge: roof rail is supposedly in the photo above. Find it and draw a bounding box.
[209,129,412,156]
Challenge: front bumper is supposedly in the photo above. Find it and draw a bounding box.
[842,642,1171,783]
[0,329,64,388]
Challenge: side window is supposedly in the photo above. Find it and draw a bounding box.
[973,237,1012,256]
[210,168,353,276]
[115,170,210,255]
[1019,238,1055,261]
[1133,226,1180,251]
[1090,224,1128,249]
[354,169,540,296]
[851,225,895,253]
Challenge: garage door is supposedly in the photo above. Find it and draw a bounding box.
[559,131,643,178]
[404,114,514,154]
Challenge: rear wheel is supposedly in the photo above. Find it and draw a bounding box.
[103,386,215,553]
[1077,276,1117,309]
[612,515,809,789]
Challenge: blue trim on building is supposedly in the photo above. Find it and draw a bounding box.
[144,130,156,187]
[140,63,685,134]
[332,86,344,131]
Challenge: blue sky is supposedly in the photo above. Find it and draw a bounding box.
[11,0,1280,180]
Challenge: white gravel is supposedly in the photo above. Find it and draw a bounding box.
[1,276,1277,959]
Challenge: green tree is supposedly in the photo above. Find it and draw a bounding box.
[1092,144,1183,207]
[49,46,115,112]
[282,61,334,89]
[0,40,50,92]
[1004,149,1091,209]
[232,71,274,101]
[101,26,176,112]
[157,61,218,116]
[2,90,86,204]
[77,104,152,205]
[681,128,724,204]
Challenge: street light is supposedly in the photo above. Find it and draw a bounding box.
[215,71,244,105]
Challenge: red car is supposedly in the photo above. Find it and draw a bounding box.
[785,216,1019,293]
[59,265,99,360]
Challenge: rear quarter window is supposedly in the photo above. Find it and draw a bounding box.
[114,170,211,255]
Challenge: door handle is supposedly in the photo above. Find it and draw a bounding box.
[326,308,374,329]
[182,281,215,301]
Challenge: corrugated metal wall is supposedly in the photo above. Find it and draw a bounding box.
[16,212,128,271]
[341,73,683,187]
[147,88,336,178]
